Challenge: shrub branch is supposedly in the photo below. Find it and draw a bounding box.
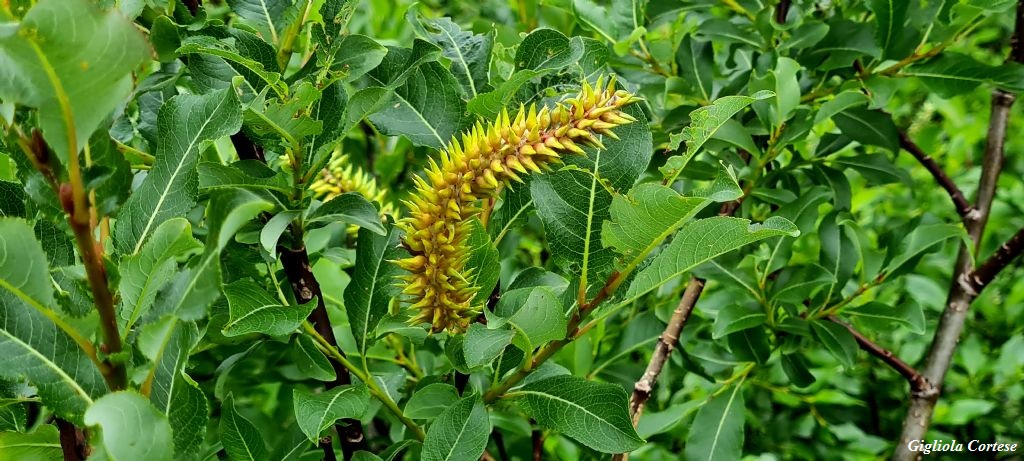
[894,3,1024,456]
[826,316,935,396]
[897,132,975,220]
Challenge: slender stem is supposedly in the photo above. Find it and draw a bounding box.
[826,316,934,396]
[304,323,427,441]
[626,279,705,422]
[898,131,974,220]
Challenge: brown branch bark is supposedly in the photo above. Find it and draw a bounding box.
[969,226,1024,291]
[894,3,1023,454]
[532,428,544,461]
[56,419,87,461]
[627,279,705,423]
[826,316,935,397]
[182,0,200,15]
[230,133,366,457]
[897,132,975,220]
[775,0,791,24]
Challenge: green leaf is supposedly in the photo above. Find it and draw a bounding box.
[114,87,243,255]
[514,28,584,72]
[0,218,106,424]
[84,391,174,461]
[243,82,323,144]
[293,384,370,442]
[220,395,269,461]
[404,383,460,419]
[167,372,209,457]
[810,320,858,369]
[306,192,385,235]
[222,280,316,337]
[532,104,650,296]
[603,169,741,263]
[346,225,403,355]
[684,383,746,461]
[137,316,199,416]
[513,375,643,453]
[330,35,388,81]
[675,36,714,101]
[814,90,869,124]
[848,301,926,335]
[781,353,816,388]
[467,69,543,119]
[866,0,909,58]
[492,286,567,347]
[118,218,201,333]
[290,334,336,381]
[884,223,964,276]
[408,9,493,98]
[367,45,466,148]
[902,53,1024,98]
[713,305,767,339]
[226,0,291,44]
[465,219,500,306]
[421,394,490,461]
[0,425,62,461]
[0,181,25,217]
[464,323,515,368]
[833,107,898,152]
[571,0,642,44]
[666,91,774,176]
[727,328,771,364]
[151,189,274,321]
[0,0,149,164]
[177,35,286,98]
[624,217,800,304]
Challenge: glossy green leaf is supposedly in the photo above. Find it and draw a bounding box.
[347,225,403,354]
[625,217,799,304]
[293,384,370,442]
[421,394,490,461]
[713,305,767,339]
[84,391,174,461]
[408,9,493,98]
[0,0,149,164]
[465,219,500,306]
[404,383,460,419]
[811,320,858,369]
[0,425,61,461]
[866,0,909,58]
[666,91,774,176]
[884,223,964,276]
[512,375,643,453]
[290,334,336,382]
[902,53,1024,98]
[0,218,106,425]
[220,395,269,461]
[226,0,292,44]
[114,87,242,255]
[684,383,746,461]
[306,192,385,235]
[833,107,898,152]
[675,36,714,101]
[492,286,567,347]
[118,218,201,332]
[464,323,515,368]
[848,301,926,334]
[222,280,316,337]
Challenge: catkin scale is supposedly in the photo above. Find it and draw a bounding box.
[396,76,640,333]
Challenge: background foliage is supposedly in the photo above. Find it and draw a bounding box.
[1,0,1023,460]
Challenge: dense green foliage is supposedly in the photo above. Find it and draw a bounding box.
[1,0,1022,460]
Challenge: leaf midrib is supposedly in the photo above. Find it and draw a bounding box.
[133,95,230,255]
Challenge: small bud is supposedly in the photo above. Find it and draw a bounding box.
[59,183,74,214]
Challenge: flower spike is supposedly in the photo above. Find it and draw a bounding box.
[396,76,640,333]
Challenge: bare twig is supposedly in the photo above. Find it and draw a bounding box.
[898,132,975,220]
[775,0,792,24]
[318,437,337,461]
[826,316,935,397]
[56,419,87,461]
[894,3,1023,456]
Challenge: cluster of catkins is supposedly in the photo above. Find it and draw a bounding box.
[309,150,395,225]
[395,76,640,333]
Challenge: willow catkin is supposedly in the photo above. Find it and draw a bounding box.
[395,76,640,333]
[309,150,395,221]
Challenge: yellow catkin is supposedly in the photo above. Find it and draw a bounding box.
[395,76,640,333]
[309,150,395,222]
